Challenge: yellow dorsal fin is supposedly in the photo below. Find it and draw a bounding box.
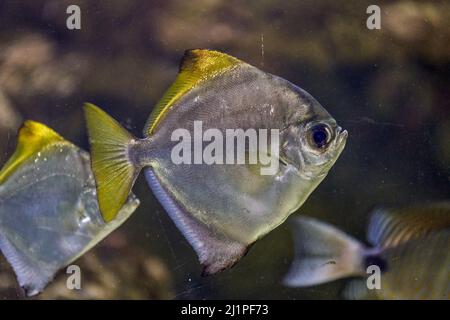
[0,120,67,184]
[144,49,243,135]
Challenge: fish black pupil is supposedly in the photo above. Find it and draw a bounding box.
[311,126,328,148]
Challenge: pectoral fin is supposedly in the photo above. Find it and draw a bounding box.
[144,168,250,275]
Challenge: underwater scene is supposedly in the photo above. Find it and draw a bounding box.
[0,0,449,300]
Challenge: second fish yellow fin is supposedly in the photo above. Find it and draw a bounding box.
[84,103,141,222]
[0,121,67,184]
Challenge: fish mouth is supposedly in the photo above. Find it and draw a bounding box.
[334,126,348,151]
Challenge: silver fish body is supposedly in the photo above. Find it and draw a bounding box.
[284,203,450,300]
[144,65,346,245]
[85,49,347,274]
[0,121,139,295]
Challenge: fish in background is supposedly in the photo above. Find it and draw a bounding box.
[284,203,450,299]
[84,49,347,275]
[0,121,139,296]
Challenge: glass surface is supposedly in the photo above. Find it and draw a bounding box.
[0,0,449,300]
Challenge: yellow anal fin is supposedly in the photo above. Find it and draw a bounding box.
[0,121,67,184]
[144,49,243,135]
[84,103,141,222]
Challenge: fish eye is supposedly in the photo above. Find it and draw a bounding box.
[308,124,332,149]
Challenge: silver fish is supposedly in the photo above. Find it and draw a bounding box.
[284,203,450,299]
[0,121,139,296]
[84,49,347,274]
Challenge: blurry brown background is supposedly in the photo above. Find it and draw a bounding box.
[0,0,449,299]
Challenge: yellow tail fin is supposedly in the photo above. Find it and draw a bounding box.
[84,103,140,222]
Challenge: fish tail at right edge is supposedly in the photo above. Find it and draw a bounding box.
[84,103,143,223]
[283,216,366,287]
